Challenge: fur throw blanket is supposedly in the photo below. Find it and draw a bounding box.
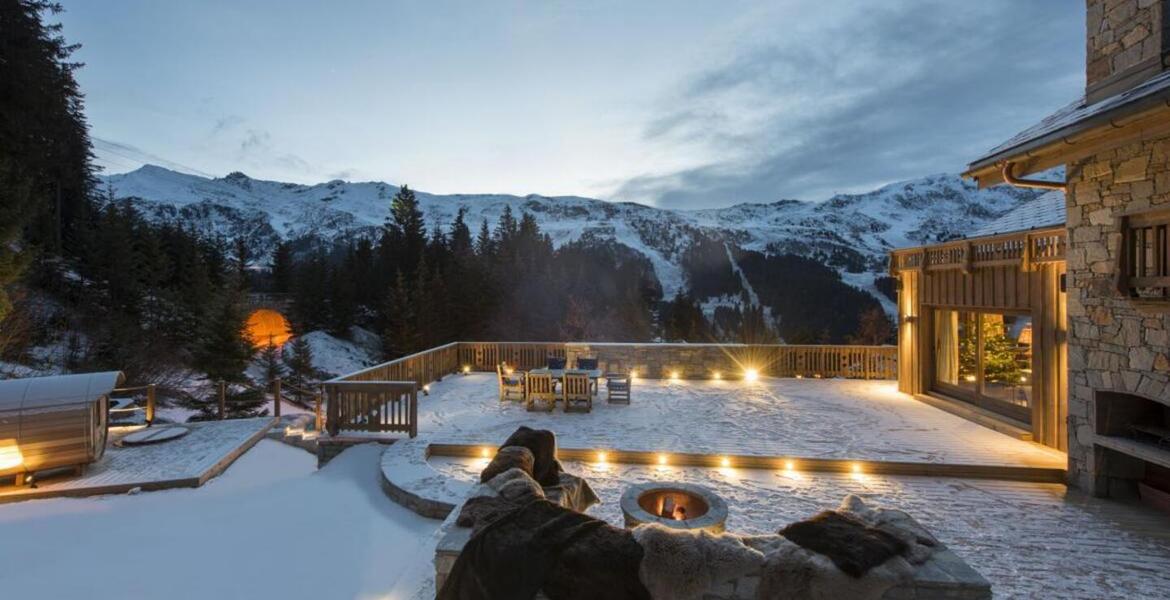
[631,495,941,600]
[499,426,563,486]
[633,524,764,600]
[757,495,940,600]
[440,498,650,600]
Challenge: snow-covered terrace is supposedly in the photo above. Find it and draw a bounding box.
[2,373,1169,598]
[415,373,1066,471]
[400,373,1170,598]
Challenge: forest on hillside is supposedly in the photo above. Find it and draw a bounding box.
[0,2,892,399]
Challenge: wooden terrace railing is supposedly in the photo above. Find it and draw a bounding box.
[335,342,461,386]
[323,341,898,437]
[455,341,898,380]
[321,381,418,437]
[889,226,1067,274]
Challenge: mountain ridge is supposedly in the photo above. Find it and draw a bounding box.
[102,165,1048,312]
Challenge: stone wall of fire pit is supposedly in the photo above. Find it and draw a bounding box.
[621,482,728,533]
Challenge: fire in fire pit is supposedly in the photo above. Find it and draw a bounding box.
[621,482,728,533]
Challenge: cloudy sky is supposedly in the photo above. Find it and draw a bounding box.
[61,0,1083,209]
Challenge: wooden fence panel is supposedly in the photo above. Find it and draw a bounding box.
[323,381,417,437]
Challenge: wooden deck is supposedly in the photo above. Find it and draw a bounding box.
[0,417,276,504]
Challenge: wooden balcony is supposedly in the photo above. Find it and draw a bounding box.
[890,226,1067,274]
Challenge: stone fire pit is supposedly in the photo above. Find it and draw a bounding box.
[621,481,728,533]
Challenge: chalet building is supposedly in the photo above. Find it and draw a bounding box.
[894,0,1170,502]
[891,194,1068,449]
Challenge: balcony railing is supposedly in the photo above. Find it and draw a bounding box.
[890,226,1066,274]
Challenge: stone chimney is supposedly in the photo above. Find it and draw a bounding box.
[1086,0,1169,103]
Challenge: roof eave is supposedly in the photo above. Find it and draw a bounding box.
[962,87,1170,189]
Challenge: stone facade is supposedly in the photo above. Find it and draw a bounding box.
[1065,136,1170,492]
[1086,0,1168,97]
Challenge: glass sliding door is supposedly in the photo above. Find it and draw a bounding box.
[933,309,977,394]
[932,309,1033,423]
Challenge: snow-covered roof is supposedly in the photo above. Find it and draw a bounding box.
[0,371,125,411]
[968,69,1170,173]
[968,191,1066,239]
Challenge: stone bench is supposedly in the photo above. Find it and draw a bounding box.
[434,488,991,599]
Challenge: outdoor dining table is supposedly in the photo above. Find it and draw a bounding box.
[527,368,604,381]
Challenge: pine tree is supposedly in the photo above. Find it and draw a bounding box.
[475,219,494,257]
[269,241,293,293]
[284,334,316,387]
[259,336,286,384]
[0,1,94,257]
[389,185,426,278]
[233,237,251,289]
[196,292,254,383]
[0,160,33,323]
[382,269,421,358]
[738,305,779,344]
[450,207,474,259]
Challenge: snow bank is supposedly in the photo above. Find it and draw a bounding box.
[0,441,442,599]
[291,330,379,379]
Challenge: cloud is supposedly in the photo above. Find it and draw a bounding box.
[226,127,314,178]
[615,0,1084,209]
[238,128,272,155]
[210,114,245,136]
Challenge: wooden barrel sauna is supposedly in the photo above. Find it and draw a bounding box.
[0,371,124,482]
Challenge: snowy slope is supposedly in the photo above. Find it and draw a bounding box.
[103,166,1047,304]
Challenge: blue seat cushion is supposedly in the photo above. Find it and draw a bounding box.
[577,358,598,370]
[547,357,567,369]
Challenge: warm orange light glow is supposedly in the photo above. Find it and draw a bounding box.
[712,371,722,380]
[480,447,491,458]
[744,368,760,382]
[851,463,862,474]
[657,453,668,465]
[423,384,431,393]
[0,440,23,471]
[670,371,680,380]
[629,370,637,379]
[784,460,795,471]
[462,365,471,374]
[597,451,608,463]
[245,309,292,347]
[720,457,731,468]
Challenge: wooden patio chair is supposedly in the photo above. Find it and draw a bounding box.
[562,372,592,413]
[497,364,525,402]
[575,357,600,395]
[606,372,631,404]
[526,372,557,412]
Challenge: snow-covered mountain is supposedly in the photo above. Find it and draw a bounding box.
[102,165,1047,309]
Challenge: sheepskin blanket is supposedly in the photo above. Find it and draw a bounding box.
[499,426,563,486]
[440,498,651,600]
[778,511,906,577]
[757,495,940,600]
[480,446,535,483]
[633,524,765,600]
